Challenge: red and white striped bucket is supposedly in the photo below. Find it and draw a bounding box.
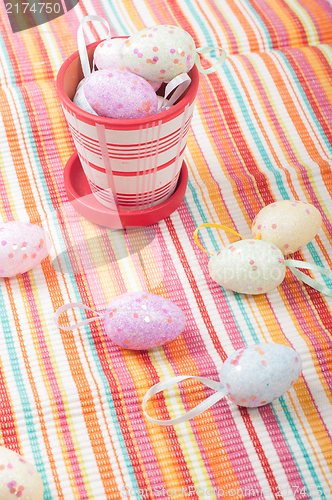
[57,40,199,212]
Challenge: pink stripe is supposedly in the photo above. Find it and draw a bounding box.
[21,274,89,498]
[195,84,261,221]
[152,216,264,493]
[258,405,309,499]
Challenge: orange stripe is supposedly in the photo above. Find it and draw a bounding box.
[5,279,64,499]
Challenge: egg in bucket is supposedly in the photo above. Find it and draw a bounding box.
[57,16,226,228]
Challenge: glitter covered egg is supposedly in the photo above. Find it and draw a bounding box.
[0,222,51,278]
[220,343,302,407]
[84,68,159,119]
[0,446,44,499]
[208,239,286,294]
[252,200,322,255]
[120,25,196,82]
[104,292,185,350]
[94,37,124,70]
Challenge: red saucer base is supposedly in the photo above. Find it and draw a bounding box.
[63,152,188,228]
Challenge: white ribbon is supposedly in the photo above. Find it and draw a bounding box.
[195,46,227,74]
[158,73,192,110]
[54,303,105,331]
[77,15,112,79]
[285,260,332,297]
[143,375,227,425]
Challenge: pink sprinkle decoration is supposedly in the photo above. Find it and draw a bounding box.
[153,46,158,52]
[8,253,13,258]
[249,259,255,265]
[170,48,175,54]
[271,223,277,229]
[1,240,6,246]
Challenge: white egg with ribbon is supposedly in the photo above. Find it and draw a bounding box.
[143,343,302,425]
[193,200,332,297]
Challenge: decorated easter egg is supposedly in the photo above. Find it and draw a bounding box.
[94,37,125,70]
[252,200,322,255]
[0,446,44,499]
[120,25,196,82]
[104,291,185,349]
[0,222,51,278]
[220,343,302,407]
[208,239,286,294]
[84,68,159,119]
[73,78,97,115]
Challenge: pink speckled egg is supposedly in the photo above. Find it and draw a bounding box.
[220,343,302,407]
[0,222,51,277]
[84,68,159,119]
[104,292,185,350]
[252,200,322,255]
[94,37,124,70]
[0,446,44,499]
[120,25,196,82]
[208,239,286,294]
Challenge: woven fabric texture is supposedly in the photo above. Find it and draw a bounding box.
[0,0,332,499]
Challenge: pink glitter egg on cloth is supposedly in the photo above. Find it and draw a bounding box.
[104,291,186,350]
[83,68,159,119]
[0,221,52,278]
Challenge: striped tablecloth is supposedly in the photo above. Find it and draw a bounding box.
[0,0,332,498]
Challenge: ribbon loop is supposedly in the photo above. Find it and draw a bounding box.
[286,260,332,297]
[54,303,104,331]
[159,73,191,110]
[193,223,246,255]
[143,375,226,426]
[77,15,112,79]
[195,46,227,75]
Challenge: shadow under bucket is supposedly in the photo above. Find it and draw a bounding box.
[56,40,199,228]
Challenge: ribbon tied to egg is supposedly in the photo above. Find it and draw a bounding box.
[143,343,302,425]
[193,200,332,296]
[54,291,186,350]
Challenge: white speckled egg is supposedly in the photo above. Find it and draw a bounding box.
[104,291,185,350]
[0,446,44,499]
[84,68,159,119]
[252,200,322,255]
[73,78,97,115]
[94,37,125,70]
[208,239,286,294]
[0,222,51,278]
[220,343,302,407]
[120,25,196,82]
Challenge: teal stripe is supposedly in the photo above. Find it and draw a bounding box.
[12,88,140,491]
[272,396,325,500]
[278,49,332,156]
[222,62,290,200]
[0,31,15,86]
[99,0,131,34]
[186,179,258,344]
[0,289,52,499]
[239,0,273,49]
